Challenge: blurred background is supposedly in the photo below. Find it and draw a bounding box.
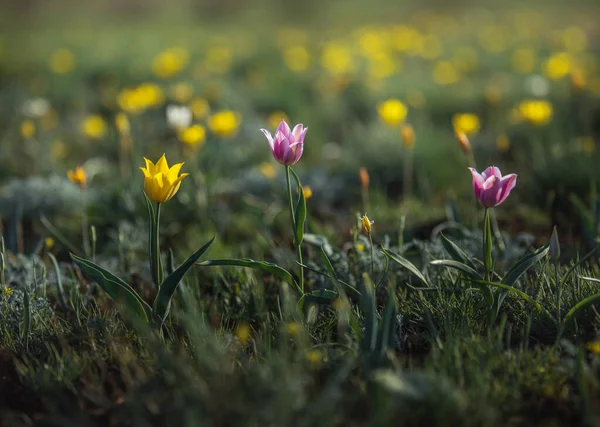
[1,0,600,253]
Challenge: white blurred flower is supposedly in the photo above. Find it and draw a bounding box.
[525,74,550,97]
[21,98,50,118]
[166,104,192,130]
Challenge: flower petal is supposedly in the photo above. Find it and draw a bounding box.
[276,120,291,138]
[261,129,275,150]
[155,154,169,175]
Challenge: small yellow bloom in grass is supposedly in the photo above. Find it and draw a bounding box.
[45,237,55,249]
[259,162,277,179]
[115,113,130,136]
[208,110,241,138]
[283,45,311,73]
[361,213,374,234]
[178,124,206,148]
[401,124,415,149]
[377,99,407,127]
[171,82,193,103]
[286,322,302,336]
[452,113,480,136]
[67,166,87,189]
[432,61,460,86]
[152,47,189,79]
[516,100,553,126]
[306,349,322,366]
[356,243,366,252]
[140,154,189,204]
[82,115,107,139]
[190,98,210,119]
[496,134,510,152]
[49,48,75,74]
[2,287,13,296]
[359,167,369,189]
[302,186,312,200]
[543,52,573,81]
[587,340,600,355]
[21,120,35,139]
[235,323,251,344]
[268,111,290,130]
[456,132,472,155]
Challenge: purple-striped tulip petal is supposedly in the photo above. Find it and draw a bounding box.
[469,166,517,208]
[260,120,307,166]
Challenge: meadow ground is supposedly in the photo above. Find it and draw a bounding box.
[1,0,600,425]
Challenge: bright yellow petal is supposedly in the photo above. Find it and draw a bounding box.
[155,154,169,175]
[166,162,184,183]
[144,157,156,175]
[140,167,152,178]
[163,173,188,202]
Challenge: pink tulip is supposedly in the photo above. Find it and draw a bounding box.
[469,166,517,208]
[261,120,307,166]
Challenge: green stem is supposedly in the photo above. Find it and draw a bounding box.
[369,233,374,277]
[285,166,304,293]
[555,261,561,327]
[81,189,90,256]
[152,203,163,289]
[483,208,493,282]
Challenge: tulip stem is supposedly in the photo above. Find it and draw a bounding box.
[483,208,493,282]
[151,203,164,289]
[81,189,90,256]
[285,166,304,293]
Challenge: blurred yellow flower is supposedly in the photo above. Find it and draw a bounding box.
[302,186,313,200]
[286,322,302,336]
[178,124,206,148]
[283,45,311,72]
[205,46,233,74]
[45,237,55,249]
[268,111,290,130]
[49,48,75,74]
[418,34,443,60]
[359,167,369,189]
[67,166,87,189]
[516,100,553,126]
[190,98,210,119]
[21,120,35,139]
[356,243,366,252]
[2,287,13,296]
[377,99,407,127]
[52,140,68,159]
[496,134,510,152]
[81,115,107,139]
[401,124,415,149]
[452,113,480,136]
[118,83,165,114]
[587,340,600,355]
[543,52,573,80]
[511,48,536,74]
[235,323,251,344]
[140,154,189,204]
[305,349,322,365]
[115,113,130,136]
[259,162,277,179]
[170,82,193,103]
[208,110,241,138]
[456,132,472,155]
[360,213,374,234]
[432,61,460,86]
[571,69,585,91]
[152,47,189,79]
[321,42,355,75]
[392,25,422,52]
[407,90,426,109]
[562,26,587,53]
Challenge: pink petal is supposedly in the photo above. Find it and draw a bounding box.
[469,167,484,200]
[496,174,518,205]
[261,129,274,150]
[291,124,304,141]
[276,120,291,138]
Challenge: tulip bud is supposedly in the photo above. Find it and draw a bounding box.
[360,213,374,234]
[359,167,370,189]
[456,131,471,155]
[549,226,560,262]
[401,124,415,150]
[67,166,87,189]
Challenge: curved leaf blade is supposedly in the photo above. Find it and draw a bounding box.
[502,244,549,288]
[154,236,215,322]
[382,247,430,287]
[473,280,553,320]
[562,292,600,327]
[198,257,297,287]
[439,233,476,269]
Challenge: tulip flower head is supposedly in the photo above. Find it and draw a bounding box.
[360,213,374,234]
[140,154,189,204]
[261,120,307,166]
[469,166,517,208]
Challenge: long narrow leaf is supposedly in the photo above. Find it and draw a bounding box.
[502,244,549,288]
[198,257,298,289]
[382,247,430,287]
[297,262,360,296]
[289,168,307,246]
[40,216,81,255]
[143,193,161,289]
[48,253,68,311]
[154,237,215,322]
[473,280,553,320]
[562,292,600,327]
[430,259,482,280]
[561,245,600,284]
[439,233,476,269]
[71,253,150,322]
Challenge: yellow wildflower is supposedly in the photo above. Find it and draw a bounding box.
[45,237,55,249]
[178,125,206,148]
[140,154,189,204]
[259,162,277,179]
[432,61,460,86]
[306,349,322,366]
[235,323,251,344]
[401,124,415,149]
[208,110,241,138]
[170,82,193,103]
[321,42,355,75]
[452,113,480,136]
[283,45,311,72]
[286,322,302,336]
[67,166,87,189]
[52,140,68,159]
[204,46,233,74]
[356,243,366,252]
[81,115,107,139]
[115,113,130,136]
[543,52,573,80]
[49,48,75,74]
[21,120,35,139]
[152,47,189,79]
[516,100,553,126]
[562,26,587,53]
[360,213,374,234]
[2,287,13,296]
[302,186,313,200]
[587,340,600,355]
[190,98,210,119]
[377,99,407,127]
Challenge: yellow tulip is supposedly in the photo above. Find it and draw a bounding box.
[140,154,189,204]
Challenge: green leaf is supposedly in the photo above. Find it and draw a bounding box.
[298,262,360,296]
[71,253,150,322]
[154,236,215,323]
[473,280,553,320]
[298,289,338,308]
[562,291,600,327]
[22,289,31,351]
[198,257,298,289]
[561,245,600,284]
[289,168,307,246]
[430,259,491,306]
[382,247,430,287]
[439,233,476,269]
[483,209,493,279]
[378,282,397,359]
[360,273,378,353]
[502,244,549,288]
